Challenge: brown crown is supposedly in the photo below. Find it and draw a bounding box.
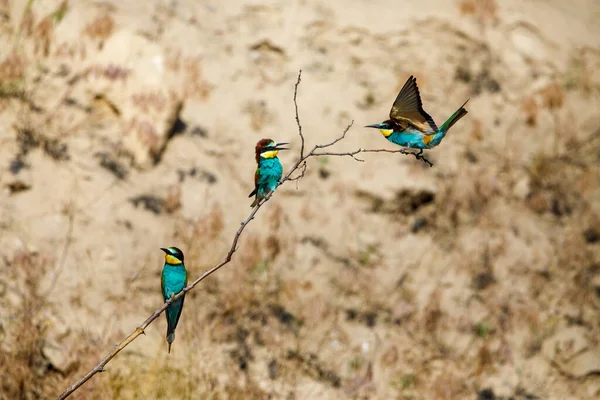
[254,138,273,163]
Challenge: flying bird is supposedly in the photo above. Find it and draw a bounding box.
[365,75,469,158]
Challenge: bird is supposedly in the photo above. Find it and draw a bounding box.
[160,246,188,354]
[248,138,289,207]
[364,75,469,157]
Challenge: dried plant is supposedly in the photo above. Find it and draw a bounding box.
[0,251,61,399]
[0,52,26,98]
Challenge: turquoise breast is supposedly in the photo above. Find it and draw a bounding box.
[257,158,283,195]
[388,131,429,149]
[162,265,186,299]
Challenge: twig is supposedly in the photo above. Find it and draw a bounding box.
[56,70,431,399]
[293,70,304,158]
[288,161,308,190]
[314,148,433,167]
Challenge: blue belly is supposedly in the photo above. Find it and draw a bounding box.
[257,158,283,196]
[162,265,186,300]
[161,264,186,336]
[387,130,429,149]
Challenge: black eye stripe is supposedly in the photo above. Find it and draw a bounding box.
[167,247,184,262]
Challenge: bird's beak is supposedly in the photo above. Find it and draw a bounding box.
[274,142,289,150]
[364,124,380,129]
[160,247,169,254]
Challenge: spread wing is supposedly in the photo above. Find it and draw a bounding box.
[248,168,259,198]
[389,75,438,133]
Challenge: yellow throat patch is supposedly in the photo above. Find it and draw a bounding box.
[379,128,393,138]
[165,254,182,265]
[261,150,279,159]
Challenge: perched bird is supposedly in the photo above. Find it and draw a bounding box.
[160,246,188,354]
[248,138,289,207]
[365,75,469,156]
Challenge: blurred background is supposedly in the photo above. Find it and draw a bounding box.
[1,0,599,399]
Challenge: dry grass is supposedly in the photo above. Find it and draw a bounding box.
[0,251,61,400]
[0,52,26,98]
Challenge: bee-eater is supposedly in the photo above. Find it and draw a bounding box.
[160,246,188,354]
[248,138,289,207]
[365,75,469,156]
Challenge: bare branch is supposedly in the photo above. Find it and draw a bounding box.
[293,70,304,158]
[288,161,307,183]
[314,121,354,150]
[56,71,432,399]
[314,148,433,167]
[314,150,365,162]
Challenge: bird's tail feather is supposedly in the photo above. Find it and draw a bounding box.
[167,331,175,354]
[439,99,469,133]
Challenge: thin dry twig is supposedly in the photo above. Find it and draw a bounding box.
[56,69,431,399]
[315,148,433,167]
[293,70,304,158]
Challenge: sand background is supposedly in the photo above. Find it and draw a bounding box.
[1,0,600,399]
